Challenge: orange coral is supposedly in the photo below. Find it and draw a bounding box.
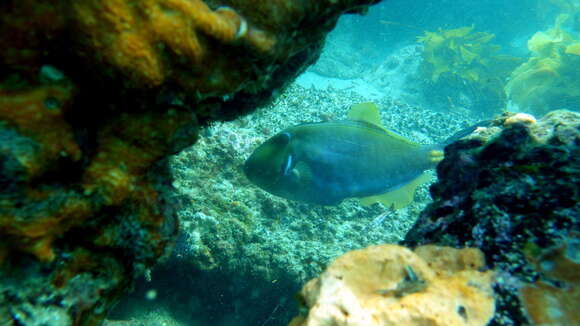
[0,83,88,262]
[289,244,495,326]
[0,91,192,261]
[0,83,80,178]
[70,0,275,93]
[1,0,378,99]
[414,245,487,274]
[82,109,197,205]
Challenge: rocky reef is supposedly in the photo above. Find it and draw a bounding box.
[283,110,578,326]
[404,110,580,325]
[0,0,381,325]
[169,83,478,282]
[109,83,476,325]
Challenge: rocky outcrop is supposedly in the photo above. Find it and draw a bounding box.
[404,110,580,325]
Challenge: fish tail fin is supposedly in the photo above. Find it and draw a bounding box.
[425,121,491,166]
[443,120,493,145]
[427,148,445,164]
[428,121,491,166]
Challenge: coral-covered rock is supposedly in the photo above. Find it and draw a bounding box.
[110,84,479,326]
[0,76,184,324]
[403,110,580,325]
[0,0,381,325]
[289,244,495,326]
[0,0,380,118]
[69,0,275,93]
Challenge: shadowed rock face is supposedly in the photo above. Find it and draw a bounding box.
[0,0,382,325]
[403,110,580,325]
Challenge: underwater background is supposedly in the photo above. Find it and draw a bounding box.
[0,0,578,325]
[107,1,579,325]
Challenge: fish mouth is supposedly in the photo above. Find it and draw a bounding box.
[243,159,280,189]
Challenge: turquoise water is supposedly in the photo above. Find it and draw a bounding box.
[110,1,579,325]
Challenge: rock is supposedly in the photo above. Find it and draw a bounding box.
[403,110,580,325]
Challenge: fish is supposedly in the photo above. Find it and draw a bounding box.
[243,102,454,208]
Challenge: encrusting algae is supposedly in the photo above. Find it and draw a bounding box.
[70,0,276,92]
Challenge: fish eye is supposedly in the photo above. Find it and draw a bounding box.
[271,132,291,147]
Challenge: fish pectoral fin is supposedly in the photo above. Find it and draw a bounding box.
[359,171,433,209]
[290,161,314,185]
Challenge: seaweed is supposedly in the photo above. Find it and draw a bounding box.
[418,26,521,114]
[505,14,580,116]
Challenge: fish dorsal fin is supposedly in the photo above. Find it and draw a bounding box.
[348,102,419,147]
[348,102,383,127]
[380,127,420,147]
[359,171,433,209]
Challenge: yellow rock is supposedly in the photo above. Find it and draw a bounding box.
[289,244,495,326]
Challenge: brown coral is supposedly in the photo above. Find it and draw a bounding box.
[289,244,495,326]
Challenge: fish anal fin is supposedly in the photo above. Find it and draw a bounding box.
[359,172,433,209]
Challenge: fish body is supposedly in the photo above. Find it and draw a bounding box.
[243,103,444,208]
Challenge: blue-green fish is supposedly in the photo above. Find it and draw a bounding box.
[243,103,446,208]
